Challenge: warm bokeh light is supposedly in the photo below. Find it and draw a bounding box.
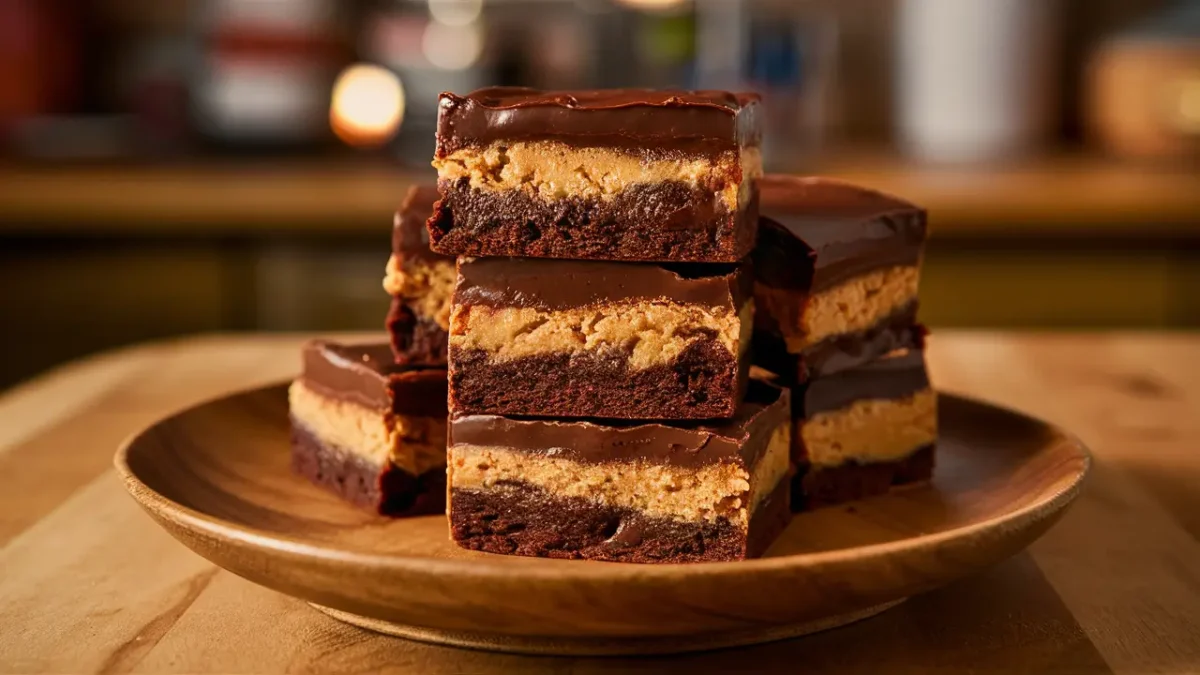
[428,0,483,26]
[422,22,483,70]
[614,0,689,11]
[329,63,405,147]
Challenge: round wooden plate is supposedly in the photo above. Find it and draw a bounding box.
[115,385,1089,656]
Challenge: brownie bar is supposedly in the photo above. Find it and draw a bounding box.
[288,340,448,515]
[383,184,454,365]
[429,88,763,263]
[786,349,938,511]
[448,380,792,563]
[448,257,752,419]
[754,175,928,381]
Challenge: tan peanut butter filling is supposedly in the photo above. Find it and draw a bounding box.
[800,388,937,468]
[288,381,446,475]
[449,420,789,526]
[449,300,752,371]
[758,265,919,351]
[383,255,456,330]
[433,141,762,212]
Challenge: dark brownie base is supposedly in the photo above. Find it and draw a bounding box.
[386,298,448,366]
[753,303,924,384]
[428,178,758,263]
[449,477,791,563]
[792,444,935,512]
[290,422,445,516]
[449,339,745,419]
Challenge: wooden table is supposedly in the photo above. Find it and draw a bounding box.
[1,332,1198,674]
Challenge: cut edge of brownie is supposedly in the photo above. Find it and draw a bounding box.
[387,297,449,366]
[428,178,759,263]
[448,338,747,420]
[449,476,790,563]
[291,420,446,516]
[791,444,935,512]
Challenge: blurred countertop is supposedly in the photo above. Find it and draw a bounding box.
[1,152,1198,238]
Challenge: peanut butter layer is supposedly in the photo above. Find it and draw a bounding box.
[433,141,760,213]
[766,265,919,351]
[800,388,937,468]
[288,380,446,475]
[450,426,788,526]
[383,255,456,331]
[449,299,751,371]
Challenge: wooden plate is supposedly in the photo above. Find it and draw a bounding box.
[114,385,1089,656]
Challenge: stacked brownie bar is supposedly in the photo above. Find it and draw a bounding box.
[754,175,937,509]
[288,185,453,515]
[433,87,793,562]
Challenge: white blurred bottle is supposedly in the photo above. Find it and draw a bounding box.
[896,0,1058,164]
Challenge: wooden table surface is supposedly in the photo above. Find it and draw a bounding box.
[1,332,1198,674]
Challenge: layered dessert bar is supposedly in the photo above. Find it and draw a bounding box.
[448,256,752,419]
[429,87,763,263]
[754,176,927,382]
[448,381,792,562]
[383,184,455,364]
[790,349,937,510]
[288,340,448,515]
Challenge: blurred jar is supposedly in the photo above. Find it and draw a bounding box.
[190,0,347,153]
[896,0,1058,164]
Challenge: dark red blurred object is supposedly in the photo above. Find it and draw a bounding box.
[0,0,81,129]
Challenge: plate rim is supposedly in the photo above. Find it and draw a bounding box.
[114,381,1091,581]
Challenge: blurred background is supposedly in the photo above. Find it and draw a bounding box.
[1,0,1199,388]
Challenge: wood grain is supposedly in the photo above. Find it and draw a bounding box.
[0,333,1198,672]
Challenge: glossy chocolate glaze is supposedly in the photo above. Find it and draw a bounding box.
[435,87,761,156]
[755,176,927,292]
[454,257,748,311]
[299,340,447,417]
[450,380,788,468]
[392,184,452,262]
[794,349,930,418]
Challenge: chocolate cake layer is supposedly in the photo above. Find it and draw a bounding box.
[436,87,761,156]
[451,341,743,420]
[448,380,791,562]
[430,88,762,263]
[449,257,751,419]
[290,340,449,515]
[793,444,934,511]
[753,303,925,382]
[449,477,790,563]
[428,177,759,262]
[384,185,454,365]
[292,423,446,516]
[386,299,448,366]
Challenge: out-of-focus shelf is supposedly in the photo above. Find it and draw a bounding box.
[0,154,1198,238]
